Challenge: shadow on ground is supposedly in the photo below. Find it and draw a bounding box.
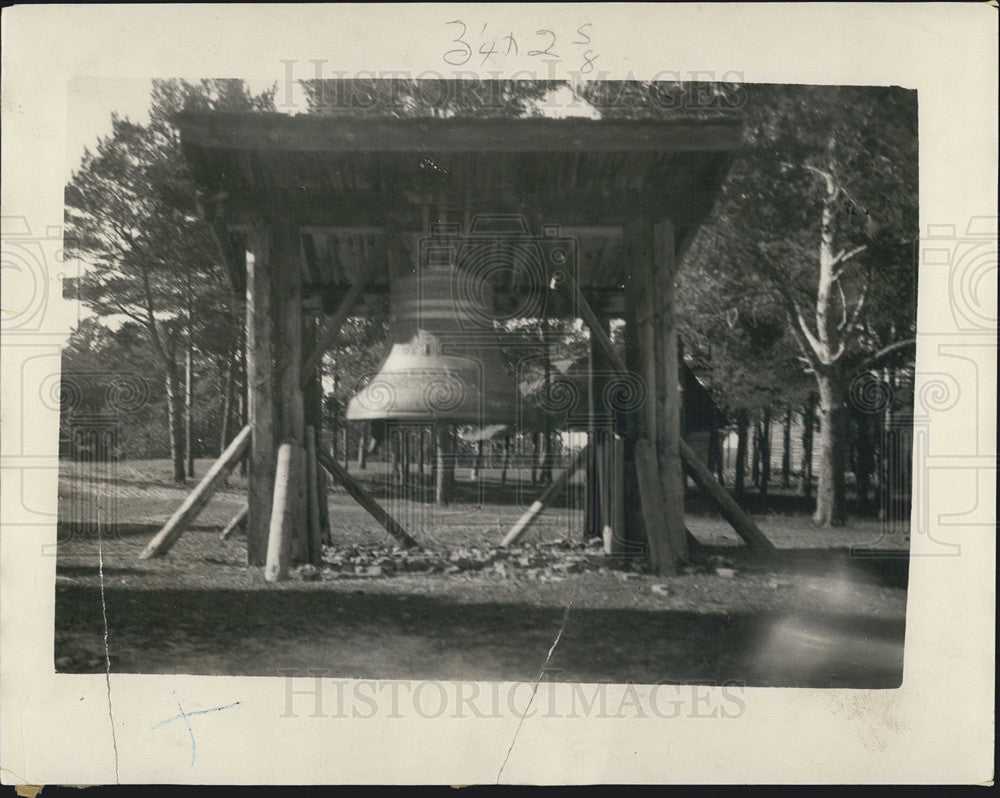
[55,580,904,688]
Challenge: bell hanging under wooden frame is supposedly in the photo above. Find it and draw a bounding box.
[345,268,539,427]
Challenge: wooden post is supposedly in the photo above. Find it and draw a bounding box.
[634,439,676,575]
[501,444,590,547]
[305,425,323,565]
[246,222,276,566]
[219,504,248,541]
[274,216,307,564]
[265,442,296,582]
[598,431,625,556]
[435,423,455,504]
[568,260,770,560]
[303,315,330,543]
[141,424,252,558]
[652,220,687,562]
[317,447,418,548]
[621,275,646,553]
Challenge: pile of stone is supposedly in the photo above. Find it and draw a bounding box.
[307,538,637,582]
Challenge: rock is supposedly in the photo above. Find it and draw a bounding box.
[714,567,737,579]
[651,584,670,595]
[298,564,322,581]
[366,565,383,577]
[682,565,703,576]
[493,562,509,579]
[444,564,461,575]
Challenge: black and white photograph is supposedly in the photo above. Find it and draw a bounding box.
[1,3,995,786]
[53,76,918,689]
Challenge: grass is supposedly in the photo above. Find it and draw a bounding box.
[54,457,910,686]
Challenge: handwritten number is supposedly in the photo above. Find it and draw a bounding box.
[572,23,592,45]
[580,49,598,74]
[479,38,499,66]
[503,33,519,56]
[443,20,472,66]
[528,29,558,58]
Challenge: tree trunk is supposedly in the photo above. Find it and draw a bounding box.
[219,345,235,456]
[185,338,194,478]
[855,407,875,517]
[813,372,848,526]
[751,418,761,487]
[799,392,816,500]
[759,407,772,501]
[781,407,792,487]
[165,364,186,484]
[734,409,749,505]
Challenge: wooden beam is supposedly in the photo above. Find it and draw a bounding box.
[500,444,590,547]
[680,438,776,555]
[178,113,743,155]
[246,222,275,566]
[219,504,248,541]
[653,220,688,562]
[305,283,627,320]
[557,270,628,374]
[218,188,717,230]
[316,447,419,548]
[140,425,251,558]
[299,257,379,388]
[265,442,297,582]
[274,216,307,563]
[305,425,323,565]
[635,439,677,575]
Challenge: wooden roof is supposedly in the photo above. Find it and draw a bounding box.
[177,112,741,318]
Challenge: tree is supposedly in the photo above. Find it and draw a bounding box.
[692,85,918,525]
[64,80,275,482]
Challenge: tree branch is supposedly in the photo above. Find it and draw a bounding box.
[842,263,873,336]
[853,338,916,373]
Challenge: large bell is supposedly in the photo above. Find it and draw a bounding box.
[346,269,537,426]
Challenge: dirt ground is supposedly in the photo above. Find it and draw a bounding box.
[54,458,910,688]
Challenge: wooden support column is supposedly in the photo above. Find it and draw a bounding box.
[652,219,688,563]
[621,268,647,554]
[625,218,669,567]
[435,423,455,505]
[586,303,612,540]
[246,221,276,566]
[273,215,307,566]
